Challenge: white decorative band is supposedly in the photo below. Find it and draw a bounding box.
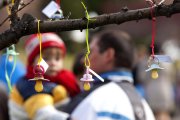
[107,75,133,83]
[26,33,64,57]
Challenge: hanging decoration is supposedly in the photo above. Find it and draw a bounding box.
[146,56,164,79]
[80,67,94,91]
[42,0,64,19]
[52,0,64,19]
[80,2,104,91]
[5,45,19,91]
[145,0,172,79]
[6,45,19,62]
[4,2,18,92]
[29,20,49,92]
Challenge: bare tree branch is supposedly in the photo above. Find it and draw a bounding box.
[0,1,180,50]
[0,14,35,50]
[17,0,34,13]
[0,15,10,27]
[10,0,21,27]
[0,0,35,27]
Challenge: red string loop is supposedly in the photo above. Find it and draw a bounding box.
[146,0,156,59]
[56,0,60,6]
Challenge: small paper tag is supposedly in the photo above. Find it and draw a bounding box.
[42,1,59,18]
[155,55,172,63]
[89,68,104,82]
[39,59,49,72]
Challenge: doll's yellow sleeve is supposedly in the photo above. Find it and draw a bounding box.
[52,85,68,103]
[9,86,29,120]
[10,86,24,105]
[24,85,68,119]
[24,94,54,119]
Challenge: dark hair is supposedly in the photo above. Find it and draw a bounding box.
[95,30,135,69]
[73,52,85,76]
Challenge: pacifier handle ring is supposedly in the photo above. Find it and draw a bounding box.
[7,45,15,51]
[85,67,90,80]
[33,65,45,74]
[86,67,90,74]
[153,56,159,64]
[148,55,159,67]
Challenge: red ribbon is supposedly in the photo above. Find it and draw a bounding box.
[56,0,60,6]
[146,0,156,58]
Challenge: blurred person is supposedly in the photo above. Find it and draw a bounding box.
[25,33,80,97]
[0,87,9,120]
[162,40,180,120]
[174,64,180,119]
[132,45,147,98]
[59,30,155,120]
[8,33,80,120]
[133,65,146,98]
[72,52,85,90]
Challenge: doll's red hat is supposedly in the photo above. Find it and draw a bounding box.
[25,33,66,64]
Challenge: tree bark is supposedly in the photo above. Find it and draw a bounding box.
[0,1,180,50]
[10,0,21,27]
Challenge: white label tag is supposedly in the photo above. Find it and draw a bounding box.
[89,68,104,82]
[155,55,172,63]
[42,1,59,18]
[39,59,49,72]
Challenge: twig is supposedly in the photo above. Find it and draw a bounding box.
[0,15,10,27]
[0,0,35,27]
[10,0,21,27]
[18,0,35,12]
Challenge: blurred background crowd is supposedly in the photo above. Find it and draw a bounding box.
[0,0,180,120]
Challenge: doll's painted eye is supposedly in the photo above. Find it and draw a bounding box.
[43,57,50,61]
[55,51,62,61]
[56,55,61,61]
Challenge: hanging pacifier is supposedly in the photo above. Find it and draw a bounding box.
[6,44,19,62]
[80,2,100,91]
[29,20,49,92]
[80,67,104,91]
[29,59,49,92]
[4,44,19,91]
[80,67,94,91]
[145,56,164,79]
[29,64,49,92]
[51,0,64,19]
[42,1,64,19]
